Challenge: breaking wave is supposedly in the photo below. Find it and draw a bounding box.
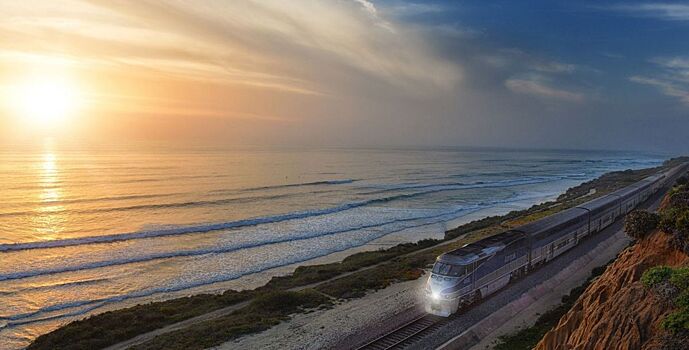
[0,177,553,252]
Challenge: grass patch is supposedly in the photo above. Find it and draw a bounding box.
[642,266,689,334]
[129,290,332,350]
[493,262,611,350]
[27,290,254,350]
[316,260,425,299]
[260,239,439,291]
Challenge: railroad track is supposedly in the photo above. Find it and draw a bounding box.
[355,314,447,350]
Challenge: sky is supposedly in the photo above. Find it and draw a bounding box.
[0,0,688,152]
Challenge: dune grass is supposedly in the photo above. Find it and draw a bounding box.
[129,289,333,350]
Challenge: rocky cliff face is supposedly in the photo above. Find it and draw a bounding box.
[534,229,689,350]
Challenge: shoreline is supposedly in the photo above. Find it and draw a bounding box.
[26,159,684,350]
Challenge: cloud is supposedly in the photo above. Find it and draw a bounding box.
[531,61,577,74]
[5,0,687,152]
[629,76,689,103]
[386,2,446,16]
[2,0,460,98]
[630,56,689,105]
[505,75,584,102]
[606,3,689,21]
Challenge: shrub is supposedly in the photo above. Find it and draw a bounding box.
[668,191,689,211]
[660,208,681,234]
[245,289,331,315]
[661,310,689,334]
[676,175,689,186]
[676,211,689,235]
[642,266,673,288]
[644,266,689,335]
[669,268,689,291]
[675,290,689,309]
[624,210,660,240]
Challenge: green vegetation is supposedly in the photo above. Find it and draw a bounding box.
[29,159,687,350]
[641,266,674,288]
[659,172,689,254]
[27,290,254,350]
[677,175,689,187]
[493,263,610,350]
[640,170,689,336]
[262,239,438,291]
[624,210,660,240]
[130,289,333,350]
[316,256,426,299]
[642,266,689,334]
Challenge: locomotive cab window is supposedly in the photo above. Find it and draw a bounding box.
[432,262,468,277]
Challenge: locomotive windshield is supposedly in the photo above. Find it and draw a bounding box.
[432,262,468,277]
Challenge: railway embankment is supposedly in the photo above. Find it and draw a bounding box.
[531,172,689,350]
[438,225,628,350]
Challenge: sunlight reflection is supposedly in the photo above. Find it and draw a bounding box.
[33,142,66,240]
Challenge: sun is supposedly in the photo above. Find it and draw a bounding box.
[8,74,82,126]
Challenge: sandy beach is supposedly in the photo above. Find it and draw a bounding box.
[215,278,426,350]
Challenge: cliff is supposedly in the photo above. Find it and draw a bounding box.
[535,206,689,349]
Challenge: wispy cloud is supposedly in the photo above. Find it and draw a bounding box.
[353,0,394,31]
[386,2,446,16]
[605,3,689,21]
[505,75,584,102]
[630,55,689,105]
[630,76,689,104]
[1,0,460,98]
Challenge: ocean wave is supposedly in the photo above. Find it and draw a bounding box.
[1,193,180,212]
[0,197,397,252]
[209,178,356,195]
[0,178,555,252]
[0,192,298,218]
[0,190,558,326]
[363,176,558,193]
[0,205,481,325]
[247,178,356,190]
[0,206,478,282]
[0,180,356,218]
[0,278,109,295]
[0,190,554,283]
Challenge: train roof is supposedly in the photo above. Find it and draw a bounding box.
[512,206,588,237]
[643,174,664,182]
[609,182,646,199]
[438,230,525,265]
[578,173,663,211]
[576,193,618,212]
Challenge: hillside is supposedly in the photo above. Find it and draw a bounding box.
[534,173,689,350]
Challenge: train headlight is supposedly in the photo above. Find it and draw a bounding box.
[431,292,440,300]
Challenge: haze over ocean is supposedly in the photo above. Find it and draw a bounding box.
[0,145,664,348]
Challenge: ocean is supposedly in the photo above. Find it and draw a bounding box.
[0,145,665,348]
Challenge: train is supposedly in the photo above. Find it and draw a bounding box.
[424,163,688,317]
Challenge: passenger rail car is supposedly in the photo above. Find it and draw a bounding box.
[425,164,687,316]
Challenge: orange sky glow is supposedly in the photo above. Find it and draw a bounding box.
[0,1,459,147]
[2,1,688,152]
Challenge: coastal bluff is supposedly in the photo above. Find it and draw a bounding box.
[534,227,689,350]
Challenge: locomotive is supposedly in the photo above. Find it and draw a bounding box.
[425,164,687,317]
